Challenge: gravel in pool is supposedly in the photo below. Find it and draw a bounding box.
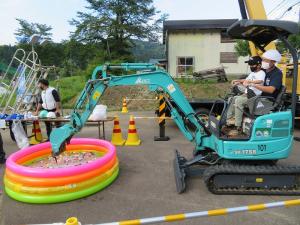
[26,152,100,169]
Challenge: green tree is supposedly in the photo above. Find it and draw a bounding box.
[16,42,64,67]
[131,40,165,62]
[0,45,17,65]
[235,33,300,57]
[15,18,53,43]
[63,39,104,70]
[70,0,167,60]
[277,34,300,52]
[234,40,250,57]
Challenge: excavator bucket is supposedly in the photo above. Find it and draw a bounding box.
[50,124,75,156]
[174,150,187,193]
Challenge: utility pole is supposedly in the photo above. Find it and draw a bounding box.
[298,5,300,23]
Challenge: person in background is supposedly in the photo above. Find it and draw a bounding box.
[34,79,61,138]
[0,132,6,164]
[226,56,266,135]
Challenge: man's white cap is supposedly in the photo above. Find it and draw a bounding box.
[262,49,282,62]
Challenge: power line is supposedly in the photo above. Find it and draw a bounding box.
[270,0,293,18]
[270,0,296,19]
[277,1,300,19]
[268,0,288,16]
[268,0,286,15]
[269,0,299,19]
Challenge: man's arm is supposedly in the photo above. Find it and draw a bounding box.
[52,90,61,115]
[244,71,265,86]
[231,79,246,85]
[235,72,255,86]
[244,79,264,85]
[34,99,43,116]
[254,70,282,94]
[55,102,61,113]
[34,103,42,116]
[252,84,276,94]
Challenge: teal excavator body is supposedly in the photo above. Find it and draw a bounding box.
[50,63,293,161]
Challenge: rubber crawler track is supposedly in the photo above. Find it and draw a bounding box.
[203,164,300,195]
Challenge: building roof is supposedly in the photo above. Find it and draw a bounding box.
[149,59,167,64]
[163,19,238,43]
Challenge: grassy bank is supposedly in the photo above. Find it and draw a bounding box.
[56,76,231,110]
[52,76,86,108]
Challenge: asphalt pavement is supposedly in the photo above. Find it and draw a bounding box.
[0,111,300,225]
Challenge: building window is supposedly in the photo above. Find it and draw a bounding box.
[220,52,238,63]
[220,31,235,43]
[176,57,194,76]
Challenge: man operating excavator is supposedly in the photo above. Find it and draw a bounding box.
[226,49,282,136]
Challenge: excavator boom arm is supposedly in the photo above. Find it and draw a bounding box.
[50,63,207,155]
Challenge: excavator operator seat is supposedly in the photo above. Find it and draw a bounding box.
[246,85,286,117]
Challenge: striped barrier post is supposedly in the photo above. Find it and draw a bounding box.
[26,199,300,225]
[154,94,169,141]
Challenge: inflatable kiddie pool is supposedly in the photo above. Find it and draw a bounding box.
[4,138,119,204]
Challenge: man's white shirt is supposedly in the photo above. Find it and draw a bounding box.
[245,70,266,95]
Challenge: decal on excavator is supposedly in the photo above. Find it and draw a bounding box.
[231,149,257,155]
[167,84,176,93]
[135,77,150,85]
[93,91,101,100]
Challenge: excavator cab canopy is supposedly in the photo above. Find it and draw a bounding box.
[228,19,299,129]
[227,19,299,50]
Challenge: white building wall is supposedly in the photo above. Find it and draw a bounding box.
[167,30,248,77]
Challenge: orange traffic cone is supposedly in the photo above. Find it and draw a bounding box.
[29,120,43,145]
[121,98,128,113]
[125,115,141,146]
[111,116,125,146]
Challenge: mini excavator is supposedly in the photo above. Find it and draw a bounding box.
[50,19,299,195]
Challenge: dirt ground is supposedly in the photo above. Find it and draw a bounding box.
[0,111,300,225]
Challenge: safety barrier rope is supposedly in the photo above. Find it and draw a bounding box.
[130,116,299,121]
[28,199,300,225]
[133,116,172,120]
[125,98,157,101]
[93,199,300,225]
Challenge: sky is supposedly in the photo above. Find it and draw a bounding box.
[0,0,299,45]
